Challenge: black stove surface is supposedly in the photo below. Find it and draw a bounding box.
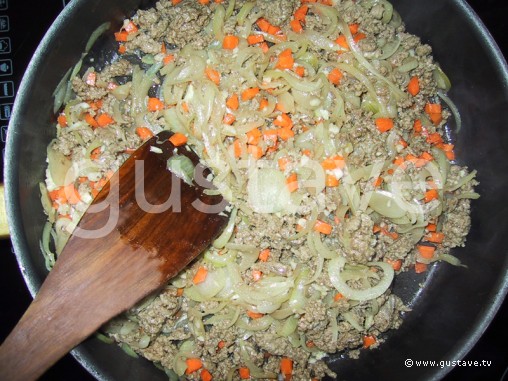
[0,1,507,380]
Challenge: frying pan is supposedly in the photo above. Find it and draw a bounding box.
[4,0,508,380]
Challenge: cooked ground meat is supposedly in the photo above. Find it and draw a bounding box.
[257,0,298,26]
[42,0,478,379]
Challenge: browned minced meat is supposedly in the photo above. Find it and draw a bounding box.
[257,0,298,26]
[128,0,213,53]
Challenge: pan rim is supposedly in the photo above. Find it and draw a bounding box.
[4,0,508,380]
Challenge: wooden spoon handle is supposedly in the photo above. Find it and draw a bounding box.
[0,273,99,381]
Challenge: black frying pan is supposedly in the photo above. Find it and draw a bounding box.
[4,0,508,380]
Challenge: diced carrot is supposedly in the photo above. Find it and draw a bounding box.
[417,245,435,259]
[169,132,188,146]
[223,34,239,49]
[398,138,408,148]
[294,5,308,22]
[348,23,360,35]
[424,189,439,203]
[205,67,221,85]
[263,129,279,146]
[118,44,127,54]
[251,270,262,281]
[334,292,344,301]
[147,97,165,112]
[226,93,239,110]
[64,184,81,205]
[277,128,295,141]
[278,156,291,171]
[353,32,366,42]
[200,369,212,381]
[248,144,264,159]
[241,87,260,101]
[114,31,129,42]
[96,113,114,128]
[290,19,303,33]
[335,35,349,50]
[193,266,208,285]
[198,0,210,4]
[445,150,455,161]
[321,155,345,170]
[276,49,294,70]
[267,24,282,35]
[90,147,101,160]
[294,66,305,77]
[258,98,269,110]
[217,340,226,350]
[57,114,67,127]
[85,113,99,128]
[259,42,270,53]
[247,310,264,319]
[325,174,340,187]
[314,220,332,235]
[172,0,182,4]
[328,68,343,85]
[413,119,423,134]
[426,133,443,145]
[373,176,383,188]
[274,113,293,129]
[163,54,175,65]
[185,358,203,374]
[136,127,154,140]
[239,367,251,379]
[306,340,316,348]
[426,223,437,232]
[420,151,434,162]
[124,21,138,34]
[176,288,184,296]
[256,18,271,32]
[88,99,103,110]
[426,232,445,244]
[247,34,264,45]
[233,139,243,158]
[424,103,443,125]
[280,358,293,378]
[286,173,298,192]
[363,335,376,348]
[385,258,402,271]
[258,248,270,262]
[414,262,428,273]
[246,128,262,145]
[160,42,167,54]
[408,76,420,96]
[223,113,236,125]
[375,118,394,133]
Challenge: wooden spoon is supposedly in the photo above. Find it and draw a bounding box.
[0,130,229,381]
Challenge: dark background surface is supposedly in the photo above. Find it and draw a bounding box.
[0,0,507,380]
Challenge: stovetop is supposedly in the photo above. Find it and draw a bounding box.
[0,0,507,380]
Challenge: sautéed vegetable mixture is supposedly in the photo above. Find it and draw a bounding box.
[41,0,479,379]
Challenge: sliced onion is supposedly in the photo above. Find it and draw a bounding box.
[247,168,292,214]
[368,190,407,219]
[184,268,226,301]
[328,257,394,301]
[213,207,237,249]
